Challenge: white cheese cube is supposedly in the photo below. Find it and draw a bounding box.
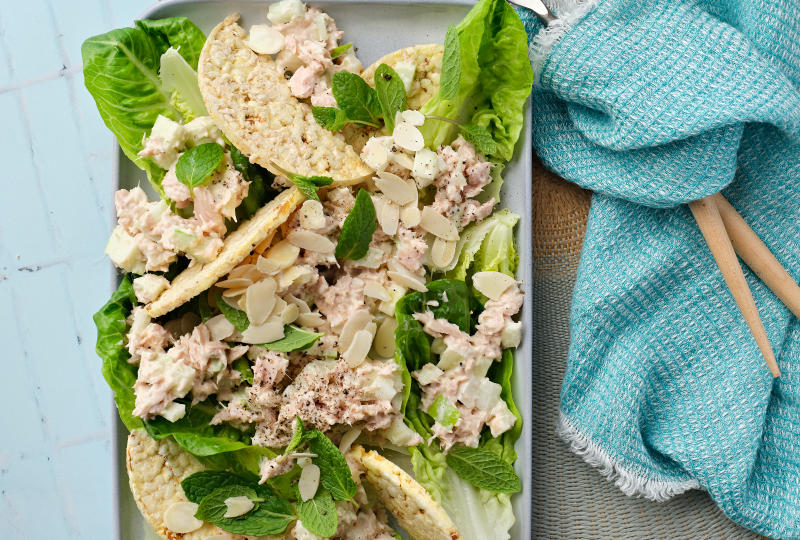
[501,320,522,348]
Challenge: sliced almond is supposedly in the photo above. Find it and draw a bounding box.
[392,151,415,170]
[298,200,326,230]
[247,24,286,55]
[279,265,314,290]
[401,205,421,228]
[243,267,263,283]
[379,199,400,236]
[271,296,288,317]
[401,110,426,126]
[364,281,391,302]
[163,502,202,534]
[287,230,335,253]
[256,255,282,275]
[393,123,425,152]
[298,464,321,502]
[339,428,362,454]
[472,271,517,301]
[254,231,277,254]
[206,314,235,342]
[339,309,374,352]
[296,312,325,327]
[230,264,256,280]
[374,317,399,358]
[245,277,277,325]
[431,237,457,268]
[375,171,417,206]
[285,293,311,313]
[266,239,301,270]
[419,207,459,241]
[344,330,373,368]
[241,321,284,344]
[237,294,248,311]
[388,271,428,292]
[412,148,439,187]
[216,277,254,289]
[223,496,255,518]
[222,286,250,298]
[363,140,389,172]
[281,303,300,324]
[266,315,283,324]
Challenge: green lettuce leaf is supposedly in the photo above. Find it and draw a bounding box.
[419,0,531,161]
[81,17,207,196]
[93,275,142,431]
[446,209,519,281]
[159,47,209,122]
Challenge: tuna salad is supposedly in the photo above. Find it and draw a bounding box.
[87,0,531,538]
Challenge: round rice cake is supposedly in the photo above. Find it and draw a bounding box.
[126,430,223,540]
[198,13,372,185]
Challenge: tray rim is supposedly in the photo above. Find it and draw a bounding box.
[110,1,533,538]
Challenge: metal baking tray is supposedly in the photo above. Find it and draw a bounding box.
[110,1,532,538]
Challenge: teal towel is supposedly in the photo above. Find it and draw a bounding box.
[517,0,800,537]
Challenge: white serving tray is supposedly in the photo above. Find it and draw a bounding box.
[111,1,532,538]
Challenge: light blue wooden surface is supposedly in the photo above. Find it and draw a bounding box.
[0,1,153,537]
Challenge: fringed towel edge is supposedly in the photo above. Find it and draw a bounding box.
[528,0,602,85]
[557,411,701,502]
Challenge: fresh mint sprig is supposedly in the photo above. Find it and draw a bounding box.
[313,106,349,131]
[444,446,522,493]
[175,142,224,197]
[270,162,333,202]
[374,63,406,133]
[296,487,337,537]
[260,325,325,352]
[195,484,296,536]
[332,72,383,127]
[426,116,497,156]
[215,292,250,332]
[304,429,359,503]
[335,189,377,261]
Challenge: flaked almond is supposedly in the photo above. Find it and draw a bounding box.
[222,286,250,298]
[296,457,313,468]
[256,254,282,275]
[298,200,326,230]
[281,303,300,324]
[412,148,439,187]
[387,271,428,292]
[285,293,311,313]
[266,239,301,269]
[344,329,373,367]
[230,264,256,280]
[223,496,254,518]
[298,464,321,502]
[163,502,202,533]
[279,265,314,290]
[392,151,415,170]
[375,171,417,205]
[248,24,286,54]
[245,278,277,325]
[401,110,426,126]
[364,281,392,302]
[338,428,362,454]
[241,321,284,344]
[296,312,325,327]
[378,199,400,236]
[271,296,288,317]
[237,294,248,311]
[216,277,254,289]
[339,309,374,352]
[374,317,399,358]
[254,231,276,254]
[472,271,517,301]
[219,294,242,311]
[288,230,335,253]
[393,123,425,152]
[419,207,459,241]
[431,237,457,268]
[243,266,263,283]
[206,314,235,342]
[363,141,389,171]
[401,205,421,228]
[266,314,283,324]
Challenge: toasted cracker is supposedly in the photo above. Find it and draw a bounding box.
[126,430,222,540]
[146,187,304,318]
[344,44,444,153]
[198,14,372,185]
[350,445,462,540]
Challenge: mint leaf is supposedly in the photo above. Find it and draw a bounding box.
[460,124,497,156]
[181,471,257,504]
[330,42,353,59]
[305,430,358,502]
[313,106,349,131]
[332,72,382,127]
[270,162,333,202]
[444,446,522,494]
[267,464,302,500]
[232,357,254,384]
[335,189,376,261]
[296,488,337,537]
[215,292,250,332]
[176,142,224,196]
[196,484,296,536]
[282,417,306,459]
[440,24,461,101]
[374,64,406,134]
[261,325,325,352]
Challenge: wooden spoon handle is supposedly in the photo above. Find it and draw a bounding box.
[713,192,800,320]
[689,196,781,378]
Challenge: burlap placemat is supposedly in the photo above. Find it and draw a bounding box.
[529,156,761,539]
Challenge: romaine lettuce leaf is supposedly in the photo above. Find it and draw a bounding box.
[419,0,532,161]
[81,17,207,196]
[446,209,520,280]
[93,276,143,431]
[160,48,209,123]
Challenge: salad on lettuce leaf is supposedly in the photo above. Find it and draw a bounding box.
[88,0,531,539]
